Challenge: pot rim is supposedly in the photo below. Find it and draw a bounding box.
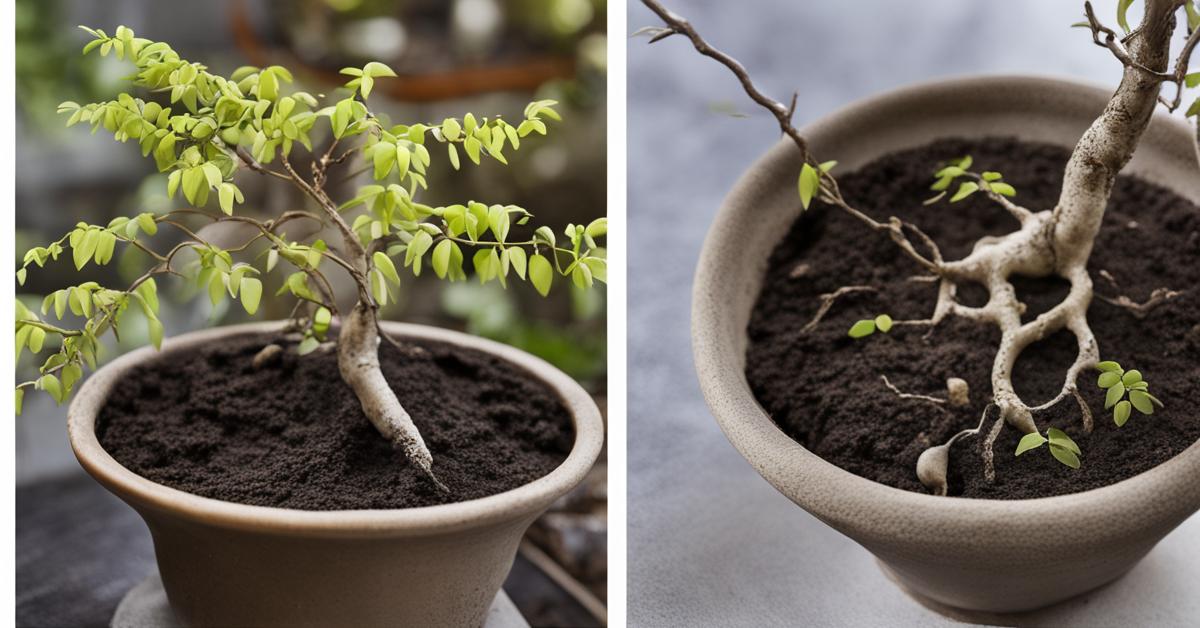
[692,74,1200,527]
[68,320,604,537]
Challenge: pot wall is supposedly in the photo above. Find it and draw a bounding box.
[692,76,1200,613]
[70,321,604,627]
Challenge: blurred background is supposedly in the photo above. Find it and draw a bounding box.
[628,1,1198,626]
[15,0,606,626]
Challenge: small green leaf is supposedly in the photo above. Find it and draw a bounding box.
[39,374,63,404]
[1120,369,1142,386]
[1117,0,1134,34]
[529,254,553,297]
[798,163,820,210]
[1097,370,1122,389]
[509,246,528,280]
[950,181,979,202]
[1049,444,1081,469]
[431,239,452,279]
[873,314,893,333]
[1095,360,1123,373]
[1046,427,1080,455]
[1105,381,1126,409]
[1114,400,1132,426]
[297,336,320,355]
[218,183,236,215]
[374,251,402,286]
[989,182,1016,197]
[137,212,158,235]
[1128,390,1154,415]
[848,319,876,339]
[1015,432,1047,456]
[981,171,1003,182]
[16,388,24,415]
[240,277,262,315]
[148,317,164,349]
[363,61,397,78]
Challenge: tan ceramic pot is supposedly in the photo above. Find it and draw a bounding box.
[69,321,604,628]
[692,76,1200,614]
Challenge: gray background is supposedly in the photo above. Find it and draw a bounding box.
[627,1,1199,626]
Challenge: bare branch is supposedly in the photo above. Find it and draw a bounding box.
[1083,1,1175,80]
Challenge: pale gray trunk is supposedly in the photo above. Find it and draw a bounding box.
[1052,0,1180,269]
[339,303,445,491]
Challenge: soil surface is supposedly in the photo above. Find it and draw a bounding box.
[746,137,1200,499]
[97,333,574,509]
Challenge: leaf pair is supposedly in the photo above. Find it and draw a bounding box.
[848,314,893,339]
[797,161,837,210]
[1015,427,1081,469]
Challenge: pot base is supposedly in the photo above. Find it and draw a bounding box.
[876,559,1128,625]
[112,573,530,628]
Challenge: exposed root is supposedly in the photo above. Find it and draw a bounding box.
[982,414,1005,484]
[800,286,876,333]
[253,343,283,369]
[916,404,993,496]
[880,375,946,405]
[1072,387,1095,434]
[1096,287,1182,319]
[340,305,447,493]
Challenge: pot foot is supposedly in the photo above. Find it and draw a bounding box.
[111,572,530,628]
[875,558,1129,626]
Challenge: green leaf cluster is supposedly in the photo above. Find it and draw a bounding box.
[17,25,600,414]
[1015,427,1082,469]
[1095,360,1163,426]
[924,156,1017,205]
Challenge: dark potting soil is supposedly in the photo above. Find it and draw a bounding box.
[746,137,1200,499]
[96,333,574,509]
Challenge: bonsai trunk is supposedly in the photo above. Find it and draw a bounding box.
[339,304,444,491]
[278,157,445,490]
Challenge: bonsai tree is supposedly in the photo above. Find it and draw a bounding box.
[14,26,607,490]
[640,0,1198,494]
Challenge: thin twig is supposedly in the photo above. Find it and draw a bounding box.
[1083,1,1175,80]
[800,286,876,333]
[1095,287,1182,318]
[880,375,947,405]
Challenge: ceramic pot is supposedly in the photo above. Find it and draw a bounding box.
[692,76,1200,613]
[69,321,604,627]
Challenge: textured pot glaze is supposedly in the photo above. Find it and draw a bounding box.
[70,321,604,628]
[692,76,1200,613]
